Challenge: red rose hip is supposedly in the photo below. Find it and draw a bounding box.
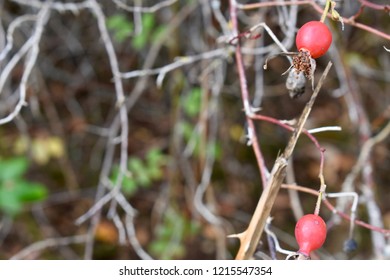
[296,21,332,58]
[295,214,327,256]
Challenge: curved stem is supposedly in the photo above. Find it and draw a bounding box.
[320,0,331,23]
[282,184,390,236]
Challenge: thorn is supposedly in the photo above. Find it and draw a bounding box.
[266,216,274,224]
[227,231,246,241]
[250,106,262,113]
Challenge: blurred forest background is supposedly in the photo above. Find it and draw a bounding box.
[0,0,389,260]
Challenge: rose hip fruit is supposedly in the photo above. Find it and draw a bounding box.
[296,21,332,59]
[295,214,327,256]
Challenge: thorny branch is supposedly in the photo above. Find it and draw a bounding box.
[234,60,333,260]
[229,0,268,188]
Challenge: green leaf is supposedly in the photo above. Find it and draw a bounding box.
[146,148,165,166]
[146,166,163,181]
[110,167,138,195]
[128,158,150,187]
[128,158,144,173]
[107,15,126,29]
[155,223,173,239]
[107,14,133,42]
[141,13,155,33]
[146,149,167,180]
[187,221,201,236]
[110,148,167,196]
[149,237,185,260]
[136,170,152,187]
[132,14,155,50]
[178,121,194,141]
[121,175,137,195]
[115,28,132,43]
[207,142,222,160]
[0,157,28,181]
[148,208,191,259]
[15,181,48,202]
[149,240,167,255]
[0,157,48,216]
[0,188,22,216]
[183,88,202,117]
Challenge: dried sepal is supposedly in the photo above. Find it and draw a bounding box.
[291,50,317,91]
[292,50,312,78]
[286,68,306,99]
[330,1,344,30]
[263,50,318,99]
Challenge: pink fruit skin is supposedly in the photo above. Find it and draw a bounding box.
[295,214,327,256]
[296,21,332,59]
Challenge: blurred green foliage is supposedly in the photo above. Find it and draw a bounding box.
[149,207,201,259]
[183,87,202,117]
[132,13,155,50]
[110,148,167,195]
[180,88,222,160]
[106,14,134,43]
[107,13,167,48]
[0,157,48,216]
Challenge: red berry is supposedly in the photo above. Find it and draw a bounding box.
[295,214,327,256]
[296,21,332,59]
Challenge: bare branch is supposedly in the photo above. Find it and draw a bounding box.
[0,15,37,61]
[12,0,90,13]
[0,2,51,125]
[11,235,88,260]
[112,0,178,13]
